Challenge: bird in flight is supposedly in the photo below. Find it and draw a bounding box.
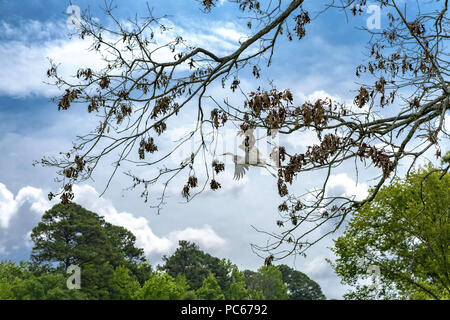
[221,128,276,180]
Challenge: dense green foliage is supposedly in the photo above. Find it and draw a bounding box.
[330,165,450,300]
[29,203,151,298]
[0,260,88,300]
[278,264,326,300]
[242,266,289,300]
[196,273,226,300]
[161,240,232,292]
[31,203,147,271]
[0,203,325,300]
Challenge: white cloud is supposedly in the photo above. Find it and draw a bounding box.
[0,183,17,229]
[285,130,320,151]
[0,183,49,229]
[0,38,104,97]
[0,16,252,98]
[168,225,226,250]
[0,183,52,256]
[296,89,371,114]
[71,184,228,256]
[1,20,67,41]
[297,90,341,103]
[0,19,114,97]
[0,182,227,258]
[300,256,329,277]
[326,173,369,201]
[212,26,246,43]
[16,186,53,215]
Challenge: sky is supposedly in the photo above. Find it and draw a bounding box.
[0,0,446,299]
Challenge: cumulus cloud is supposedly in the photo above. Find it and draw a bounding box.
[0,37,104,97]
[297,90,341,104]
[71,184,227,255]
[0,182,227,259]
[0,183,49,257]
[285,130,320,152]
[212,25,246,43]
[0,183,50,229]
[326,173,369,201]
[0,183,17,229]
[0,17,248,97]
[168,226,226,250]
[0,20,67,42]
[159,18,247,52]
[296,89,371,114]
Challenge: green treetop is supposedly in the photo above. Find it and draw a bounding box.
[329,165,450,300]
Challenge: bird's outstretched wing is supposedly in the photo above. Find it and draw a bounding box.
[234,162,249,180]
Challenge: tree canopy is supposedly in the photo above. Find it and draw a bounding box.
[30,203,150,298]
[31,203,146,270]
[329,164,450,300]
[196,273,226,300]
[278,264,326,300]
[161,240,232,291]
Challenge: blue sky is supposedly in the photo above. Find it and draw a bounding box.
[1,0,445,299]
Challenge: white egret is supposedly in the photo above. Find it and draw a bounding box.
[221,144,276,180]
